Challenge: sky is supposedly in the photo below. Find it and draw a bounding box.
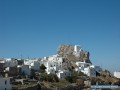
[0,0,120,72]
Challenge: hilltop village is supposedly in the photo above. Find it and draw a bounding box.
[0,44,120,90]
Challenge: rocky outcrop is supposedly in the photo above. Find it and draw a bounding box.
[57,44,91,63]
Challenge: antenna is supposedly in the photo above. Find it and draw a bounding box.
[101,63,102,68]
[28,56,30,59]
[21,54,22,60]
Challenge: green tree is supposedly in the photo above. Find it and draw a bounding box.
[65,71,78,83]
[30,69,37,79]
[54,74,59,82]
[40,64,46,73]
[47,74,59,82]
[47,74,54,82]
[39,73,47,81]
[65,76,73,83]
[37,84,41,90]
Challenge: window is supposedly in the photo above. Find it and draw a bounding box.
[5,80,7,85]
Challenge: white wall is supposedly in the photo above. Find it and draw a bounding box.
[21,65,31,75]
[44,55,63,74]
[73,45,83,57]
[31,61,40,71]
[90,65,102,72]
[114,72,120,78]
[74,45,81,53]
[76,61,90,68]
[81,67,96,77]
[57,70,71,78]
[5,59,18,67]
[0,77,12,90]
[46,67,56,74]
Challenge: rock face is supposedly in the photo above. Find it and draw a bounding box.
[57,44,92,63]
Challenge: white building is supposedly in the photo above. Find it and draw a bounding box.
[45,66,56,74]
[73,45,82,57]
[0,77,12,90]
[75,61,96,77]
[0,59,5,70]
[24,59,40,71]
[90,65,102,72]
[31,61,40,71]
[5,58,18,67]
[44,55,63,74]
[81,67,96,77]
[74,45,82,53]
[24,59,37,65]
[21,65,31,75]
[76,61,91,68]
[114,72,120,78]
[0,59,6,64]
[57,70,71,78]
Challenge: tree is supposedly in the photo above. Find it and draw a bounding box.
[65,76,73,83]
[65,72,78,83]
[40,64,46,73]
[39,73,47,81]
[47,74,54,82]
[47,74,59,82]
[54,74,59,82]
[30,69,37,79]
[37,84,41,90]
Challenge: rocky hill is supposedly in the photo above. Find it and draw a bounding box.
[57,44,91,63]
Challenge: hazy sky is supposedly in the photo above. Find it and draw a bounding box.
[0,0,120,72]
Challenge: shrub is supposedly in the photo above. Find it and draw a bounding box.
[39,73,59,82]
[47,74,59,82]
[76,79,84,85]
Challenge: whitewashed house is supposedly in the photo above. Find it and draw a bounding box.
[90,65,102,72]
[31,61,40,71]
[0,58,6,64]
[76,61,90,68]
[45,62,57,74]
[81,67,96,77]
[57,70,71,78]
[21,65,31,75]
[24,59,35,65]
[73,45,82,57]
[24,60,31,65]
[24,59,40,71]
[44,55,63,74]
[40,58,48,66]
[5,58,18,67]
[0,59,5,71]
[75,61,96,77]
[0,77,12,90]
[46,66,56,74]
[114,72,120,78]
[75,61,91,72]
